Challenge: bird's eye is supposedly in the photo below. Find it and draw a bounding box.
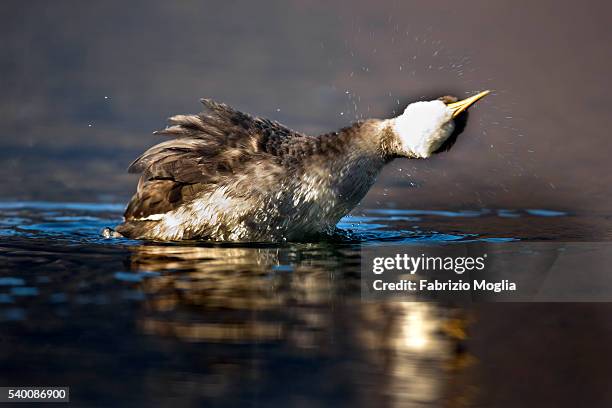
[438,95,458,104]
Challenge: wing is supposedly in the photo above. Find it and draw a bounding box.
[124,99,308,220]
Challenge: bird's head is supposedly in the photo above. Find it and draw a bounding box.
[388,90,490,158]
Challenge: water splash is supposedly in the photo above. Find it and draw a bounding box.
[0,201,551,244]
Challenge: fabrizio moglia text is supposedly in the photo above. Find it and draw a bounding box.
[370,253,517,293]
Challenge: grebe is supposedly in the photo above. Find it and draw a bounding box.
[106,91,489,241]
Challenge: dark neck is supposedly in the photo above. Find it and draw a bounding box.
[314,119,399,161]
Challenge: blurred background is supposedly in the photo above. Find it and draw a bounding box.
[3,2,612,406]
[2,0,611,212]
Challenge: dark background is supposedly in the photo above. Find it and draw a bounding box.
[2,0,611,212]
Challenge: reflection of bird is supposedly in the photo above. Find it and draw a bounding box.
[107,91,489,241]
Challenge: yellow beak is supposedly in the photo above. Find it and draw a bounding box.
[446,90,490,118]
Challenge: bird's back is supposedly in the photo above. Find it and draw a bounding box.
[116,99,376,241]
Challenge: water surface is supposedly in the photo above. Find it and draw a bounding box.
[1,202,611,407]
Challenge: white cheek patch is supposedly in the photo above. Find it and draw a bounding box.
[393,100,455,158]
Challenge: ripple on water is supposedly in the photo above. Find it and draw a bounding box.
[525,209,568,217]
[11,287,39,297]
[0,201,573,245]
[0,277,26,286]
[0,294,14,304]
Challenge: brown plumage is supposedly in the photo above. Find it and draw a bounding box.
[108,92,487,241]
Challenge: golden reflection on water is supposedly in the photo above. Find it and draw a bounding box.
[127,244,474,407]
